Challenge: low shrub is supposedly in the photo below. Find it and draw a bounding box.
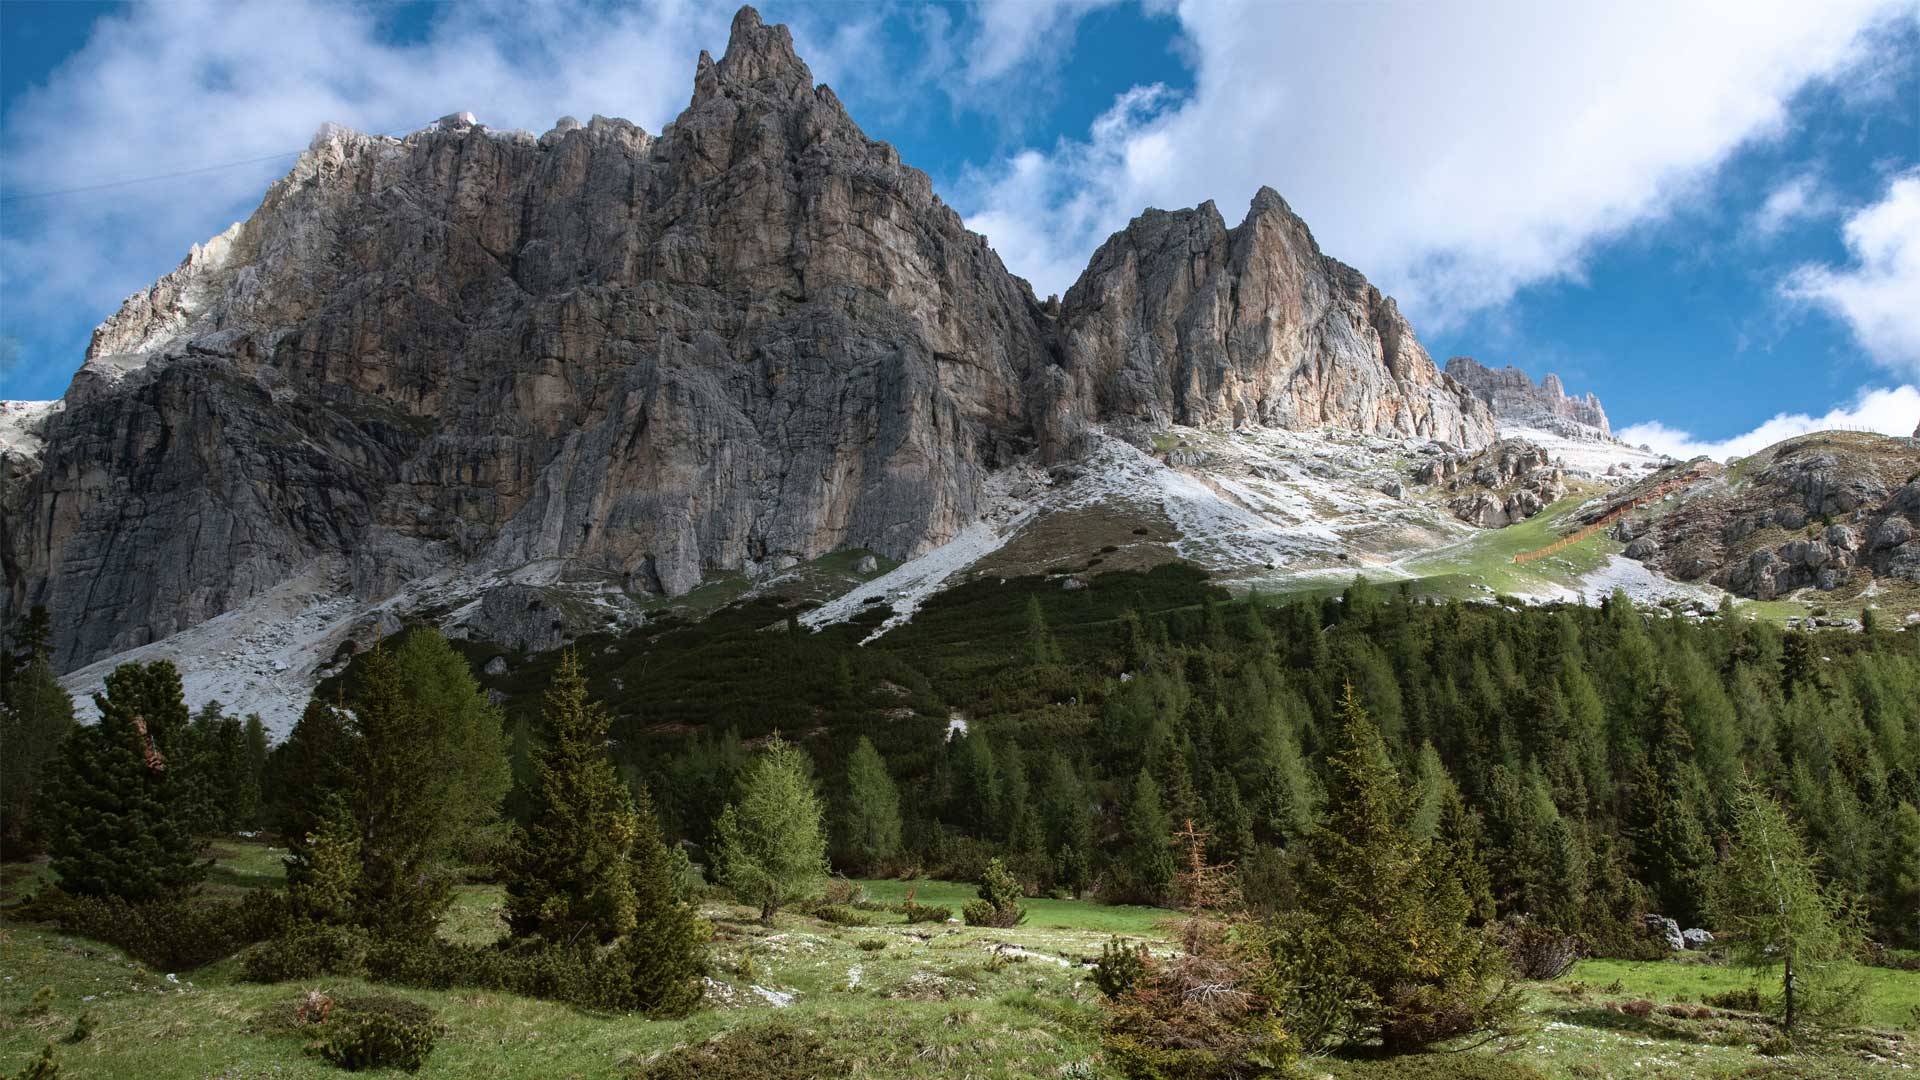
[311,996,440,1073]
[810,903,875,927]
[857,939,888,952]
[27,888,289,971]
[6,1044,60,1080]
[1702,987,1766,1012]
[1500,924,1589,981]
[897,900,951,924]
[243,925,706,1016]
[1868,946,1920,972]
[1617,999,1654,1018]
[242,921,370,983]
[1092,938,1151,999]
[632,1019,838,1080]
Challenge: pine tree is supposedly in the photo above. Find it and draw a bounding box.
[345,631,511,938]
[617,784,711,1015]
[1298,684,1513,1051]
[1708,784,1865,1030]
[1873,801,1920,947]
[1039,753,1094,897]
[503,651,641,945]
[1112,769,1175,905]
[43,661,205,901]
[713,735,829,923]
[0,656,75,852]
[833,736,901,874]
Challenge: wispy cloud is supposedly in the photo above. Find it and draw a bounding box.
[1618,383,1920,459]
[1746,171,1837,242]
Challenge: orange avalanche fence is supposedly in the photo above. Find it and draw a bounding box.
[1512,469,1705,566]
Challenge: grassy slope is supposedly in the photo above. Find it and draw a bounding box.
[3,844,1916,1078]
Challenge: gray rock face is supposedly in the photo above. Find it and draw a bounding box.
[1445,357,1611,439]
[2,5,1511,669]
[1049,190,1494,456]
[1413,437,1565,529]
[1644,914,1685,951]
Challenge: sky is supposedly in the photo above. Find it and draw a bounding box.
[1,0,1916,459]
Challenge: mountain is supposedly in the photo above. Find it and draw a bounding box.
[1445,356,1611,440]
[0,6,1496,694]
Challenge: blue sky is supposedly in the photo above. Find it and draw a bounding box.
[2,0,1916,457]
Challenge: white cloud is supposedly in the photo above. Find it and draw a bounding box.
[1618,384,1920,460]
[1747,172,1836,242]
[957,0,1918,324]
[1782,169,1920,375]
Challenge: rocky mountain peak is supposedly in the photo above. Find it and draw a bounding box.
[7,4,1508,679]
[1445,356,1611,440]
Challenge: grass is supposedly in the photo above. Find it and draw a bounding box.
[1394,492,1622,599]
[7,851,1918,1079]
[853,878,1174,937]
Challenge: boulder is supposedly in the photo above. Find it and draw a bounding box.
[1644,914,1684,951]
[1624,536,1659,561]
[482,655,509,676]
[1681,928,1714,949]
[853,554,879,574]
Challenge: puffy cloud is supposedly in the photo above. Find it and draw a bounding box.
[1782,169,1920,375]
[958,0,1917,324]
[1618,384,1920,460]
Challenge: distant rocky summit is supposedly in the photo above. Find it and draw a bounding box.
[0,6,1493,672]
[1446,356,1611,440]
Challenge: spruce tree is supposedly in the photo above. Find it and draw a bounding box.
[713,735,829,923]
[0,656,75,853]
[834,736,901,874]
[43,661,205,901]
[1708,784,1864,1030]
[1873,801,1920,947]
[344,630,511,938]
[1112,769,1175,905]
[618,784,711,1015]
[1039,753,1094,897]
[504,650,641,945]
[1298,685,1512,1051]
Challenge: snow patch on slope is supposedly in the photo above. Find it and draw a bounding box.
[1501,424,1670,478]
[0,400,59,458]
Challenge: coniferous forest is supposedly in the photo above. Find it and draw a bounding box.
[3,567,1918,1077]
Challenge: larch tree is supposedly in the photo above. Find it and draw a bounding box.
[1708,783,1864,1031]
[0,655,75,853]
[713,735,828,923]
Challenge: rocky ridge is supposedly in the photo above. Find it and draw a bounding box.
[1446,356,1611,440]
[1,6,1501,673]
[1413,438,1568,529]
[1608,432,1920,601]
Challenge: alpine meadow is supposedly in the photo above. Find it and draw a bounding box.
[3,4,1919,1079]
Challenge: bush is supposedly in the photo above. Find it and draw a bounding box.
[898,900,951,924]
[5,1044,60,1080]
[311,997,440,1073]
[810,903,875,927]
[1500,924,1589,981]
[1092,938,1151,999]
[243,927,703,1015]
[634,1019,838,1080]
[962,858,1025,928]
[27,888,289,971]
[1702,987,1766,1012]
[242,921,371,983]
[857,939,888,952]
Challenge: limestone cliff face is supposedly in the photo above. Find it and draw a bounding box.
[1445,356,1611,439]
[4,6,1498,670]
[1049,190,1494,454]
